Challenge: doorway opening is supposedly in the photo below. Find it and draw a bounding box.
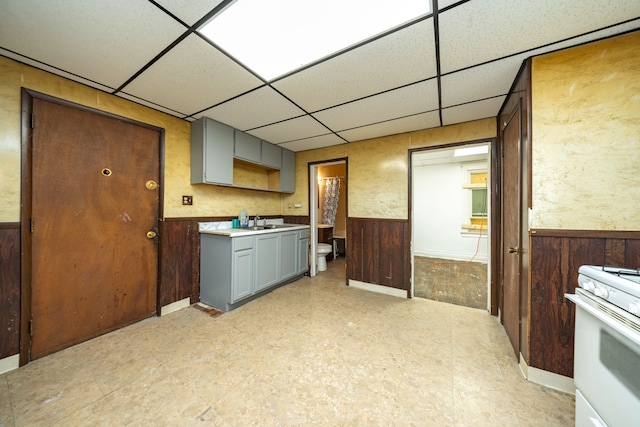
[410,142,491,310]
[308,159,347,278]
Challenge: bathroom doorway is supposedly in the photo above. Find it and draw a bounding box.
[410,142,491,310]
[309,159,347,277]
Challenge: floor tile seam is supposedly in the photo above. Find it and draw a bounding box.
[449,386,523,426]
[168,355,259,405]
[98,365,215,424]
[53,394,126,427]
[2,375,16,427]
[13,380,109,427]
[95,359,166,400]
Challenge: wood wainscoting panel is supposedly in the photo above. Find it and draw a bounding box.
[347,218,409,293]
[626,239,640,267]
[0,224,21,359]
[281,216,310,225]
[159,219,198,308]
[529,230,639,377]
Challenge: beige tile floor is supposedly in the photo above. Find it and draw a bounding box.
[0,260,574,426]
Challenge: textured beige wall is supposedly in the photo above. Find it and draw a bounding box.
[531,31,640,230]
[0,56,282,222]
[284,118,496,220]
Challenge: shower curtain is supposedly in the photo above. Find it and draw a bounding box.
[321,178,341,226]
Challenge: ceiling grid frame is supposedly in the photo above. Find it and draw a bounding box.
[0,0,638,150]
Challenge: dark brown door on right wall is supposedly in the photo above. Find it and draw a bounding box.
[502,110,521,359]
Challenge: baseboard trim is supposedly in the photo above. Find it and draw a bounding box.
[519,354,575,395]
[348,280,407,298]
[160,297,191,316]
[0,354,19,375]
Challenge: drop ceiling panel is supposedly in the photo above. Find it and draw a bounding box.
[441,57,524,108]
[338,111,441,143]
[273,19,436,112]
[441,97,506,127]
[0,0,186,89]
[121,34,263,115]
[278,134,346,152]
[0,49,116,92]
[196,86,306,130]
[527,19,640,60]
[439,0,640,74]
[116,93,188,117]
[153,0,225,25]
[314,79,438,131]
[248,115,330,144]
[437,0,460,9]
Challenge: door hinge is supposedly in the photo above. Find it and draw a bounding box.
[31,113,35,129]
[30,218,34,233]
[29,319,34,336]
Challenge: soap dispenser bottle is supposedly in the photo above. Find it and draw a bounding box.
[238,209,249,228]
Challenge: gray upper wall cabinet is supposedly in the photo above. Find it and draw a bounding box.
[261,141,282,169]
[190,117,295,193]
[280,148,295,193]
[190,117,234,185]
[234,130,261,164]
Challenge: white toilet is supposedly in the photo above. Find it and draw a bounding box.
[317,243,332,272]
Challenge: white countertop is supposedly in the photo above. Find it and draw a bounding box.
[199,219,310,237]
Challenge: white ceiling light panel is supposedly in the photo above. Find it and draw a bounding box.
[199,0,431,80]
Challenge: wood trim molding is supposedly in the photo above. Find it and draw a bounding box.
[0,223,20,229]
[531,229,640,239]
[163,215,305,222]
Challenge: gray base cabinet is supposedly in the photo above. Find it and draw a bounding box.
[200,229,309,311]
[279,230,298,281]
[256,234,279,292]
[297,229,309,275]
[231,237,255,302]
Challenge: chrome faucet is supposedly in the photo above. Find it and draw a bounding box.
[254,214,261,227]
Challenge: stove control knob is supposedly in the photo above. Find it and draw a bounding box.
[629,302,640,315]
[594,286,609,299]
[582,281,595,292]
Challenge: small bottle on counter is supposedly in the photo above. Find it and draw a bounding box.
[238,209,248,228]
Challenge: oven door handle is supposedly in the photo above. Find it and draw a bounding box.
[566,293,640,347]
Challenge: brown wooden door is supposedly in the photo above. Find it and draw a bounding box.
[30,98,160,360]
[501,110,521,358]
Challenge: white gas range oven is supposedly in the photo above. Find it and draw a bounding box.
[566,265,640,427]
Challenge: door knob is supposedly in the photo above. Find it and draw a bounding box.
[146,231,158,239]
[508,246,519,254]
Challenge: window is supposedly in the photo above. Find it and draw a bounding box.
[462,168,488,232]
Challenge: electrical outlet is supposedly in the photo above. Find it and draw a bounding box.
[182,195,193,205]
